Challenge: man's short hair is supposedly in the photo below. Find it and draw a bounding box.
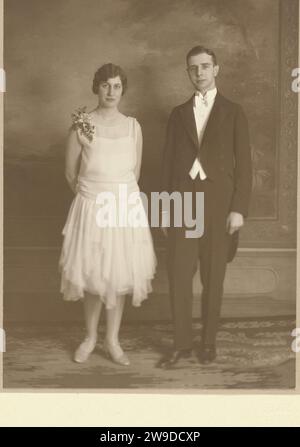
[186,46,218,66]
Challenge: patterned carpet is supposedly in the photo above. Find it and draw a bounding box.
[3,317,296,389]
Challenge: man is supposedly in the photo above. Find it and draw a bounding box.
[158,46,252,367]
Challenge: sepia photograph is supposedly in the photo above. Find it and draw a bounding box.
[2,0,298,391]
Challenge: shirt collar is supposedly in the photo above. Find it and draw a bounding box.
[194,87,217,107]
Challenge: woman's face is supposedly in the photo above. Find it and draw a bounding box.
[97,75,123,108]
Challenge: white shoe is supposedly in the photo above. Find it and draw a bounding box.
[103,340,130,366]
[74,337,97,363]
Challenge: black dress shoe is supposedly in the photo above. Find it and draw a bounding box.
[156,349,192,369]
[198,344,216,364]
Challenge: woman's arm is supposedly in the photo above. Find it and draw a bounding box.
[65,128,82,194]
[133,120,143,182]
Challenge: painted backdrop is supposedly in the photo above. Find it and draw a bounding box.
[5,0,286,222]
[3,0,298,323]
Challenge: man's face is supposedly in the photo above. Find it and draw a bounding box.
[187,52,219,93]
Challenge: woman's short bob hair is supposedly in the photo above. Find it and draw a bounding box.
[92,63,128,95]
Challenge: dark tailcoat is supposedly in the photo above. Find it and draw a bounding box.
[161,91,252,348]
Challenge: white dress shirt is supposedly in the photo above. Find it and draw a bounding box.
[161,87,217,227]
[189,87,217,180]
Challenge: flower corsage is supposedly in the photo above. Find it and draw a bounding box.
[71,106,95,142]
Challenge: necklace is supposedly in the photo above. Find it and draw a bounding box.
[94,108,121,122]
[92,108,128,129]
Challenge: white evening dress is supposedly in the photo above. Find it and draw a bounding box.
[58,116,157,309]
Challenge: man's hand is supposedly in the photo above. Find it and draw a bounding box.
[226,211,244,235]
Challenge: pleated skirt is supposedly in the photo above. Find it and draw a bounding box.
[58,183,157,309]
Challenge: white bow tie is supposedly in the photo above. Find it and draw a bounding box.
[194,93,208,108]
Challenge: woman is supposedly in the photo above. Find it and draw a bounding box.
[58,63,157,365]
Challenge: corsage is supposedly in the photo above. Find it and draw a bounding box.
[71,106,95,142]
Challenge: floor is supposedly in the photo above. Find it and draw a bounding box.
[3,317,296,390]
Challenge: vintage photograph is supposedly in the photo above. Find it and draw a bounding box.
[3,0,298,390]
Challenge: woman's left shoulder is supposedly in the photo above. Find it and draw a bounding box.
[127,115,141,129]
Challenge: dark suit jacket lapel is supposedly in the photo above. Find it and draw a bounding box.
[179,91,228,154]
[179,95,199,151]
[200,92,227,150]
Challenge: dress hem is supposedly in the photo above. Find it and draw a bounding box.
[60,277,155,309]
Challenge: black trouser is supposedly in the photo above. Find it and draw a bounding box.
[166,176,233,349]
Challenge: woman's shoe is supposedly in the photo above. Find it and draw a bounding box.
[103,340,130,366]
[74,337,97,363]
